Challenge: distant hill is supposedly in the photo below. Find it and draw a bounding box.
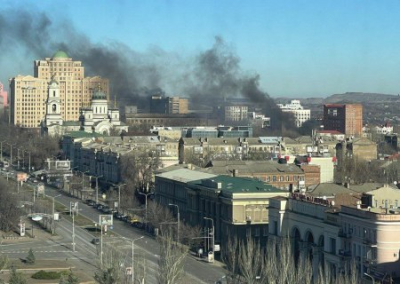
[324,92,399,104]
[276,92,400,105]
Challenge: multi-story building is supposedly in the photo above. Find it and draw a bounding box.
[278,100,311,127]
[0,82,8,107]
[150,95,189,114]
[224,105,248,122]
[155,168,289,252]
[323,104,363,137]
[10,51,109,128]
[61,133,179,184]
[269,185,400,282]
[204,160,307,191]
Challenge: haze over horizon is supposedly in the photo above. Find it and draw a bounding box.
[1,0,400,98]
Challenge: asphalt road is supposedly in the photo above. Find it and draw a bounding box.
[43,185,227,284]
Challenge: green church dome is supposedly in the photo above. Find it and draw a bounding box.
[92,89,107,100]
[52,50,69,59]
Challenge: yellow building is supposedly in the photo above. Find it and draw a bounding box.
[10,50,109,128]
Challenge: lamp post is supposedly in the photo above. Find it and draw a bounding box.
[168,203,180,243]
[138,191,152,231]
[95,175,103,204]
[132,236,144,284]
[204,217,215,263]
[51,194,62,234]
[114,183,126,212]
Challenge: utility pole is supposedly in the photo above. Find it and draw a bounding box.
[52,194,61,234]
[169,203,180,243]
[204,217,215,263]
[132,236,144,284]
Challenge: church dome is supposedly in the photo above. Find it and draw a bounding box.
[92,89,107,100]
[52,50,69,59]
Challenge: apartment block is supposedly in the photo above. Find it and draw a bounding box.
[323,104,363,137]
[278,100,311,127]
[269,185,400,282]
[10,51,109,128]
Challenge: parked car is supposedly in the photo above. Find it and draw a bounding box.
[114,212,123,219]
[86,200,96,206]
[121,215,129,222]
[96,204,104,211]
[102,207,112,214]
[91,238,100,245]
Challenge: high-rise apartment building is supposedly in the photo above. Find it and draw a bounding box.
[278,100,310,127]
[323,104,363,137]
[10,51,109,128]
[0,82,8,107]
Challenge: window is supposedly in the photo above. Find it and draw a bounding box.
[272,176,277,182]
[266,176,270,182]
[255,228,260,237]
[273,221,278,235]
[286,176,290,181]
[279,176,284,182]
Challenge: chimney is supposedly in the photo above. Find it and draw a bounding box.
[233,169,238,177]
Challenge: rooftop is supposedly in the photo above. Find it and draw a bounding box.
[52,50,69,59]
[188,175,285,194]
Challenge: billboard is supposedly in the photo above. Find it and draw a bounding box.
[99,215,113,226]
[17,172,28,182]
[55,160,71,171]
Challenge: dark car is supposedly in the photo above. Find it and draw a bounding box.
[114,212,123,219]
[86,199,96,206]
[121,215,129,222]
[91,238,100,245]
[102,207,112,214]
[96,204,104,211]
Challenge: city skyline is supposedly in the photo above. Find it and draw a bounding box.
[1,0,400,98]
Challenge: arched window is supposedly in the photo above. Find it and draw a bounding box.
[52,104,57,113]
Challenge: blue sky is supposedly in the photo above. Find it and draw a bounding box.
[2,0,400,97]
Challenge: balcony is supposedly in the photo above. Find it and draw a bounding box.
[338,229,352,239]
[338,249,352,259]
[363,238,377,247]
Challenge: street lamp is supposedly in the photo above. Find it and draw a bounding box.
[132,236,144,284]
[138,190,152,231]
[204,217,215,263]
[364,272,375,284]
[168,203,180,243]
[113,183,126,212]
[95,175,103,204]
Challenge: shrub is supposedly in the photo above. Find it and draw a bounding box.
[31,270,62,280]
[26,248,35,264]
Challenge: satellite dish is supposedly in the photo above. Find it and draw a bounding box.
[31,215,43,221]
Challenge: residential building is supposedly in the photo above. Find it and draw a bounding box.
[269,185,400,282]
[224,105,248,122]
[278,100,311,127]
[126,113,216,127]
[10,50,109,128]
[336,138,377,162]
[323,104,363,137]
[0,82,8,107]
[61,133,179,184]
[155,168,289,252]
[150,95,189,114]
[204,160,306,191]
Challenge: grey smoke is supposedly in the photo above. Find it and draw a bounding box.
[0,8,296,131]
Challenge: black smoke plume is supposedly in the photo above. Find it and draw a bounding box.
[0,8,296,132]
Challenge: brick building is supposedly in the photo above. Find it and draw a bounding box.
[323,104,363,137]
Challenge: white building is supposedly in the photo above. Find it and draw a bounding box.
[42,81,128,136]
[269,186,400,283]
[278,100,311,127]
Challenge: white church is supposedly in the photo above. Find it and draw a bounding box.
[42,79,128,136]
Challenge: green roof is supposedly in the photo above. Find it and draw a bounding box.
[92,89,107,100]
[52,50,69,59]
[188,175,285,194]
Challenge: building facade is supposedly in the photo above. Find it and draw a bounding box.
[155,168,289,253]
[269,186,400,282]
[278,100,311,127]
[0,82,8,107]
[224,105,248,122]
[323,104,363,137]
[10,51,109,128]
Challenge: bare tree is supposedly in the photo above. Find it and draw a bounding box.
[0,178,22,232]
[157,229,188,284]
